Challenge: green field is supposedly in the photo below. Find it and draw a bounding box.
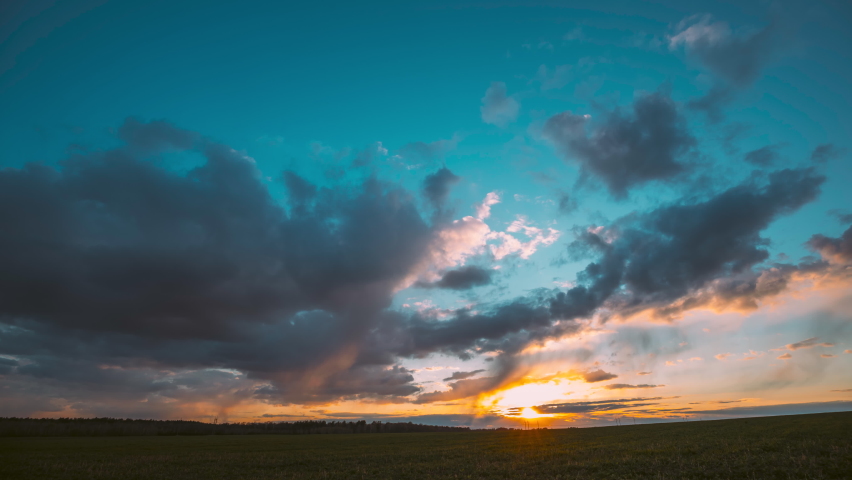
[1,412,850,479]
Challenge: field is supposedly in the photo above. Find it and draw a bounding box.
[1,412,850,479]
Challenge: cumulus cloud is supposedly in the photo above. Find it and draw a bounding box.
[488,216,561,260]
[808,225,852,264]
[480,82,519,127]
[542,91,695,197]
[0,118,448,408]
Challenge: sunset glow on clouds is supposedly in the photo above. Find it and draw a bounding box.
[0,0,851,427]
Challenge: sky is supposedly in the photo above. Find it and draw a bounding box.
[0,0,851,428]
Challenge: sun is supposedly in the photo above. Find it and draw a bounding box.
[519,407,547,419]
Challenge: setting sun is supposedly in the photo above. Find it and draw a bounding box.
[519,407,548,419]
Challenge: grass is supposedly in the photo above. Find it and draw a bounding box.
[1,412,850,479]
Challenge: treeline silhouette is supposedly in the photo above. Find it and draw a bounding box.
[0,417,471,437]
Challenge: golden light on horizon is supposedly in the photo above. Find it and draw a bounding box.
[519,407,550,419]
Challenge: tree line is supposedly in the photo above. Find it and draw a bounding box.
[0,417,471,437]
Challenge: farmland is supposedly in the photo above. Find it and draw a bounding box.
[1,412,850,479]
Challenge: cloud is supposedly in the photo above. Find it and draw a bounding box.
[715,353,734,360]
[0,119,843,417]
[0,118,453,407]
[475,191,501,220]
[422,167,461,210]
[416,266,494,290]
[670,15,791,120]
[637,371,652,375]
[480,82,519,128]
[744,145,780,166]
[487,216,561,260]
[583,369,617,383]
[808,225,852,264]
[442,370,485,382]
[810,144,845,164]
[542,91,695,197]
[821,354,836,358]
[669,15,788,87]
[777,353,792,360]
[414,376,501,404]
[603,384,663,390]
[536,397,665,414]
[784,337,835,351]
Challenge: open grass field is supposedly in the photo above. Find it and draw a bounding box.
[1,412,850,479]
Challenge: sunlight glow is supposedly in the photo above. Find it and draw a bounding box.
[519,407,548,419]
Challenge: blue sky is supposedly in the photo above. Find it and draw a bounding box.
[0,0,850,426]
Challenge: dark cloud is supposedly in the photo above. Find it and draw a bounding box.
[0,118,444,407]
[808,225,852,264]
[422,167,460,210]
[536,397,665,414]
[583,167,826,318]
[442,369,485,382]
[416,266,493,290]
[414,376,501,404]
[583,369,618,383]
[542,91,695,198]
[603,383,663,390]
[744,145,780,166]
[254,365,420,405]
[810,144,845,163]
